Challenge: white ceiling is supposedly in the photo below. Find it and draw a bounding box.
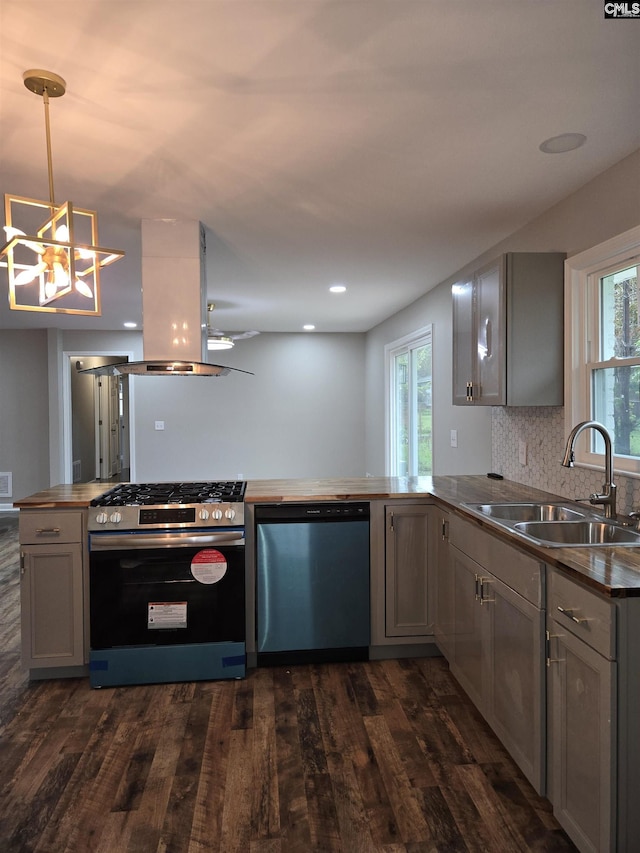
[0,0,638,335]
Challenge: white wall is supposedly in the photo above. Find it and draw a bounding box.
[132,333,366,481]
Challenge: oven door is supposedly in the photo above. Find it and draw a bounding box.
[88,528,245,687]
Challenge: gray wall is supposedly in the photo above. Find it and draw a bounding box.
[132,333,366,481]
[364,148,640,479]
[0,330,50,501]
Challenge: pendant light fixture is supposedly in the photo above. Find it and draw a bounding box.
[0,70,124,315]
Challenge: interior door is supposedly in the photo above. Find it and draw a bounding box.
[97,375,122,480]
[107,376,121,478]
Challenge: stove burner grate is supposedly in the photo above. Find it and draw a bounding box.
[91,481,246,507]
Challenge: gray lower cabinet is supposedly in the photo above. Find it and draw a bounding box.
[19,510,86,670]
[447,514,545,794]
[384,503,432,637]
[440,516,640,853]
[433,507,454,660]
[546,567,640,853]
[369,500,437,650]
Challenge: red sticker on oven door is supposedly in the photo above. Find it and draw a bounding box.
[191,549,227,584]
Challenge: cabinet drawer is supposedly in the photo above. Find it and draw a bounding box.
[19,511,84,544]
[548,569,615,660]
[450,514,542,606]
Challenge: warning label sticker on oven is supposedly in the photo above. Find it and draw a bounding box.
[148,602,187,629]
[190,549,228,584]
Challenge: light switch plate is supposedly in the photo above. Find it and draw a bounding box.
[450,429,458,448]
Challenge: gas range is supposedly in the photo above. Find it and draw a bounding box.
[88,481,246,531]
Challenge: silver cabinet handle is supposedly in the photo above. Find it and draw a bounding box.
[557,605,588,625]
[545,629,563,667]
[36,527,61,534]
[479,577,494,605]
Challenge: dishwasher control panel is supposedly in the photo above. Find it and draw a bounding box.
[255,502,369,521]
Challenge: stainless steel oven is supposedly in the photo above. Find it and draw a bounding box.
[87,481,246,688]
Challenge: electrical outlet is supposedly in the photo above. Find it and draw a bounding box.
[519,440,527,466]
[155,421,165,431]
[450,429,458,448]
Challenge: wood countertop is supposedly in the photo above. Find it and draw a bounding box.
[13,482,111,508]
[14,475,640,596]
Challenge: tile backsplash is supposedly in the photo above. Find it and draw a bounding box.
[491,406,640,515]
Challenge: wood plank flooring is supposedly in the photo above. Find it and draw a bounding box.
[0,517,577,852]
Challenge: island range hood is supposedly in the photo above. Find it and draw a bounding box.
[81,219,251,377]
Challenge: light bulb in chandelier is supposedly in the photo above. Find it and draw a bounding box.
[0,70,124,315]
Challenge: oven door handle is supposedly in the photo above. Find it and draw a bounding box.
[89,531,245,550]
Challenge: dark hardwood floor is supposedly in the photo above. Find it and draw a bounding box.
[0,516,576,852]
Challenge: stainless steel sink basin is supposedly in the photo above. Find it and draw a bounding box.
[514,520,640,547]
[466,502,585,523]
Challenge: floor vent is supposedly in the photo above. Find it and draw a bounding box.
[0,472,12,498]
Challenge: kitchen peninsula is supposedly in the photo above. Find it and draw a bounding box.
[14,474,640,852]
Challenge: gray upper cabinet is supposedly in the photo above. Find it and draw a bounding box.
[452,252,565,406]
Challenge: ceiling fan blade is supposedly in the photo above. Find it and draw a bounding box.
[230,330,260,340]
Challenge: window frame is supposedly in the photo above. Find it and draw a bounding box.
[565,225,640,476]
[385,324,433,477]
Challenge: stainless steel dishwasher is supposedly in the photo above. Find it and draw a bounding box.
[256,502,370,666]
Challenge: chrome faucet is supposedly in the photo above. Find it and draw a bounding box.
[562,420,617,519]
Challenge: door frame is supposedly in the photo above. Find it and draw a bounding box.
[62,350,136,484]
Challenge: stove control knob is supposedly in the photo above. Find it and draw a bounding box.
[109,511,122,524]
[225,508,236,520]
[212,508,223,520]
[198,509,210,521]
[95,512,109,525]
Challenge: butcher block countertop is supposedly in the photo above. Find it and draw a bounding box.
[13,482,111,508]
[14,475,640,596]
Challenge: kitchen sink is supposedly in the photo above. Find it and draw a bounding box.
[465,502,585,522]
[514,520,640,547]
[462,501,640,547]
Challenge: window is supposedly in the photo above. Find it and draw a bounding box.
[386,326,432,476]
[566,226,640,474]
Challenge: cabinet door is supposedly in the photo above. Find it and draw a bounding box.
[452,278,475,404]
[20,544,84,667]
[450,545,489,712]
[385,504,432,637]
[547,620,615,853]
[433,508,454,660]
[485,574,545,793]
[474,257,505,405]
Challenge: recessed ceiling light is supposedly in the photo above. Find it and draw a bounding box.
[329,284,347,293]
[123,321,138,328]
[539,133,587,154]
[303,324,315,331]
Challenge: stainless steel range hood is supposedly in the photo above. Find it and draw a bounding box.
[81,220,251,378]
